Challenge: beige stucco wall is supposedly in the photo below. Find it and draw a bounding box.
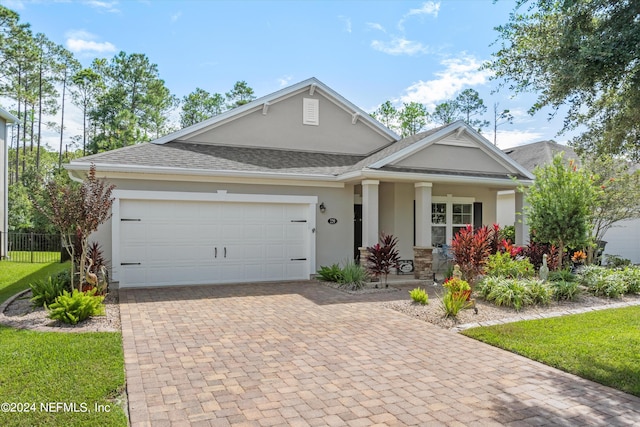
[185,91,392,155]
[394,144,510,174]
[375,182,499,257]
[497,191,516,226]
[91,177,356,279]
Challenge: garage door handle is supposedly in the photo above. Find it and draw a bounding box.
[291,258,307,261]
[224,247,227,258]
[121,262,141,265]
[214,247,217,258]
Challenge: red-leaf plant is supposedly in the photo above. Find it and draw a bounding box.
[366,233,401,288]
[35,164,115,290]
[450,225,491,285]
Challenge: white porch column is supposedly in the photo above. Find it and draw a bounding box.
[361,180,379,248]
[414,182,432,247]
[515,190,530,245]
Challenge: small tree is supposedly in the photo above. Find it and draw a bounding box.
[524,154,596,267]
[366,233,401,288]
[36,164,115,290]
[582,154,640,263]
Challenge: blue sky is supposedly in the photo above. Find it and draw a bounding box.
[2,0,577,150]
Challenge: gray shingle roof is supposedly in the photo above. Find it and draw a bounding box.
[74,123,525,181]
[76,142,366,176]
[503,140,578,172]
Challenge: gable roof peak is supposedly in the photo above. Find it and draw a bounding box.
[151,77,399,146]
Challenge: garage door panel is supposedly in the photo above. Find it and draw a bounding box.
[119,199,310,287]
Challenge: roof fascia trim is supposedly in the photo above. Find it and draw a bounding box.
[0,107,19,123]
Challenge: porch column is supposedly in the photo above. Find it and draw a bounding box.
[414,182,432,247]
[414,182,434,281]
[515,190,530,246]
[361,180,379,249]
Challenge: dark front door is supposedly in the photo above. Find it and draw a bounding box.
[354,204,362,260]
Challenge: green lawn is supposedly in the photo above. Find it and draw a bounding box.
[0,261,127,427]
[462,306,640,397]
[0,261,70,304]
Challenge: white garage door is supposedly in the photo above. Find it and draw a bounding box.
[117,199,311,287]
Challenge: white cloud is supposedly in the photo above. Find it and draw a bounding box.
[399,55,492,108]
[338,15,352,33]
[277,75,293,87]
[399,1,440,31]
[366,22,386,33]
[371,37,429,56]
[171,11,182,23]
[407,1,440,18]
[65,30,116,54]
[83,0,120,13]
[491,129,546,149]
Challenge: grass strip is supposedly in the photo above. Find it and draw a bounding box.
[462,306,640,396]
[0,326,127,427]
[0,261,70,304]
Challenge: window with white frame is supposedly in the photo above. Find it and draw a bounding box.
[431,196,474,246]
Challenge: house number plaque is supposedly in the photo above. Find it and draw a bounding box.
[328,218,338,225]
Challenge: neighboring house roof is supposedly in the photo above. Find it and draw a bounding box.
[503,140,578,172]
[0,107,19,124]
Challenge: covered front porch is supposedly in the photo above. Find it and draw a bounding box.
[353,177,530,280]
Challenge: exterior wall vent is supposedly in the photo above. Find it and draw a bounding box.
[303,98,319,126]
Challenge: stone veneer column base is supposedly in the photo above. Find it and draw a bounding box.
[358,247,370,266]
[413,246,433,280]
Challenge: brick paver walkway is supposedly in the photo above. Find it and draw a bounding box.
[119,282,640,426]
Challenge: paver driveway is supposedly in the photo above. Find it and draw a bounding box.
[120,282,640,426]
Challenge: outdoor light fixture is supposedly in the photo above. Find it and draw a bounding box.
[319,202,326,213]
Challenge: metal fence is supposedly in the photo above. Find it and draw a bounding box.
[2,232,63,263]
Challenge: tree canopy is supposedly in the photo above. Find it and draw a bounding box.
[487,0,640,159]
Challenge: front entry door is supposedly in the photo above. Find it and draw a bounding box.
[354,204,362,261]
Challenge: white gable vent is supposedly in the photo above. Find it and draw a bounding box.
[303,98,319,126]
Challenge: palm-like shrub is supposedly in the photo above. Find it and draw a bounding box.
[366,233,400,287]
[451,225,491,283]
[30,276,68,307]
[47,289,105,325]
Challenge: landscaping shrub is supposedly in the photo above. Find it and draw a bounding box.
[30,275,68,308]
[548,268,577,283]
[317,264,343,283]
[527,280,553,305]
[484,251,535,279]
[550,280,580,301]
[451,225,491,283]
[604,254,631,268]
[523,241,559,271]
[499,225,516,244]
[442,277,471,292]
[624,266,640,294]
[366,233,400,287]
[339,259,368,291]
[579,266,628,298]
[47,289,105,325]
[477,277,552,311]
[409,287,429,305]
[440,290,471,318]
